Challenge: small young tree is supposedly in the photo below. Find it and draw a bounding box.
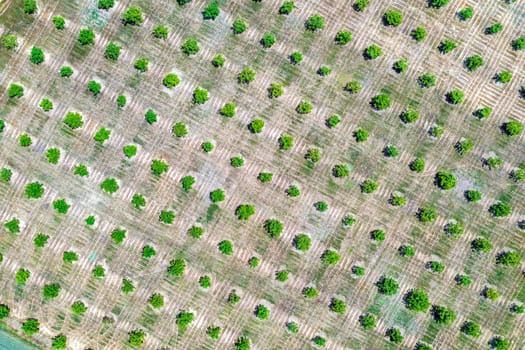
[218,240,233,255]
[111,228,126,244]
[446,90,464,104]
[332,164,349,178]
[236,204,255,220]
[294,234,311,251]
[465,55,484,71]
[411,27,427,41]
[386,328,403,344]
[483,287,499,300]
[370,93,391,110]
[74,164,89,177]
[321,250,340,264]
[334,31,352,45]
[405,289,430,312]
[427,261,445,273]
[260,33,276,48]
[29,46,44,64]
[305,14,325,31]
[0,168,12,182]
[78,29,95,45]
[376,277,399,295]
[148,293,164,308]
[104,42,121,61]
[471,237,492,252]
[39,98,53,112]
[238,68,255,84]
[305,148,321,162]
[152,25,168,39]
[279,1,295,15]
[329,298,346,314]
[438,39,456,54]
[167,258,186,276]
[202,1,220,20]
[122,6,143,25]
[100,178,119,194]
[21,318,40,336]
[8,83,24,98]
[207,326,221,339]
[383,10,403,26]
[418,74,436,88]
[364,45,382,60]
[181,38,200,55]
[93,128,111,144]
[464,189,481,202]
[254,304,270,319]
[19,133,32,147]
[212,54,225,67]
[134,58,149,72]
[163,73,180,88]
[399,110,418,123]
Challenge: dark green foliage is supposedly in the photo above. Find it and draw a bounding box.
[16,269,30,284]
[471,237,492,252]
[393,59,408,73]
[255,304,269,319]
[207,326,221,339]
[122,6,143,25]
[329,298,346,314]
[464,190,481,202]
[455,139,473,155]
[232,19,247,34]
[286,321,299,333]
[361,179,378,193]
[123,145,137,159]
[512,36,525,51]
[486,23,503,35]
[354,128,369,142]
[128,329,145,346]
[261,33,275,48]
[203,2,220,20]
[98,0,115,10]
[231,156,245,167]
[93,127,111,144]
[383,10,403,26]
[43,283,61,299]
[228,290,241,304]
[152,25,168,39]
[85,215,95,225]
[411,27,426,41]
[163,73,180,88]
[302,286,318,298]
[78,29,95,45]
[418,207,438,222]
[503,120,523,136]
[159,210,175,224]
[390,194,407,207]
[212,54,225,67]
[438,39,456,54]
[275,270,289,282]
[92,265,105,278]
[436,171,456,190]
[8,83,24,98]
[377,277,399,295]
[418,74,436,88]
[461,321,481,337]
[371,229,386,242]
[40,98,53,111]
[122,279,135,293]
[359,314,376,330]
[475,106,492,119]
[334,31,352,45]
[23,0,37,14]
[317,66,332,76]
[486,157,503,170]
[305,14,325,31]
[236,204,255,220]
[63,251,78,263]
[279,134,293,150]
[144,109,157,124]
[63,112,84,129]
[510,304,524,314]
[332,164,349,178]
[429,0,449,8]
[496,71,512,83]
[88,80,101,96]
[177,0,192,5]
[370,93,391,110]
[446,89,464,104]
[399,245,415,257]
[384,145,398,157]
[167,258,186,276]
[400,110,418,123]
[353,0,370,11]
[180,175,195,191]
[409,157,425,172]
[19,133,32,147]
[279,1,295,14]
[248,119,264,133]
[264,219,283,238]
[455,274,472,286]
[199,275,211,288]
[345,81,362,93]
[21,318,39,336]
[4,218,20,233]
[269,83,284,98]
[218,240,233,255]
[59,66,73,77]
[134,58,149,72]
[496,251,522,266]
[25,182,44,199]
[234,337,250,350]
[305,148,321,162]
[352,266,365,276]
[187,225,205,239]
[220,102,236,117]
[405,289,430,312]
[483,287,499,300]
[2,34,18,50]
[427,261,445,273]
[326,115,341,128]
[104,42,121,60]
[52,16,65,30]
[201,141,214,153]
[248,256,260,268]
[100,178,119,194]
[53,199,70,214]
[296,101,313,114]
[0,120,4,133]
[71,301,87,315]
[386,328,403,344]
[458,7,473,20]
[172,122,187,137]
[489,202,511,217]
[364,45,382,59]
[313,336,326,346]
[432,305,456,324]
[148,293,164,308]
[181,38,200,55]
[286,185,300,197]
[321,250,340,264]
[0,168,12,182]
[74,164,89,177]
[465,55,483,71]
[111,228,126,244]
[314,201,328,212]
[29,46,45,64]
[489,337,509,350]
[33,233,49,248]
[238,68,255,84]
[445,222,463,237]
[51,334,67,349]
[210,189,225,203]
[294,234,311,251]
[0,304,10,319]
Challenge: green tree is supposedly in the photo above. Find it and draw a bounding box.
[438,39,456,54]
[461,321,481,337]
[465,55,484,71]
[345,81,362,93]
[383,10,403,26]
[486,23,503,35]
[444,222,463,237]
[104,42,121,60]
[384,145,398,157]
[334,30,352,45]
[329,298,346,314]
[261,33,276,48]
[275,270,289,282]
[326,115,340,128]
[4,218,20,233]
[207,326,221,339]
[489,202,511,217]
[294,234,311,251]
[264,219,283,238]
[279,1,295,14]
[458,7,473,20]
[23,0,37,14]
[464,190,481,202]
[19,133,32,147]
[400,110,419,123]
[2,34,18,50]
[377,277,399,295]
[352,266,365,276]
[496,71,512,83]
[134,57,149,72]
[314,201,328,212]
[436,171,456,190]
[354,128,369,142]
[305,14,325,31]
[203,1,220,20]
[418,207,438,223]
[418,73,436,88]
[231,156,245,167]
[399,245,415,257]
[33,233,49,248]
[59,65,73,77]
[429,0,449,8]
[248,119,265,133]
[279,134,293,150]
[386,328,403,344]
[117,94,127,109]
[238,68,256,84]
[40,98,53,112]
[100,178,119,194]
[87,80,102,96]
[63,251,78,263]
[176,310,195,331]
[148,293,164,308]
[255,304,270,319]
[432,305,456,325]
[471,237,492,252]
[269,83,284,98]
[123,145,137,159]
[172,122,187,137]
[210,189,225,203]
[51,334,67,350]
[78,29,95,45]
[0,304,11,319]
[302,286,318,298]
[122,279,135,293]
[141,245,156,259]
[370,93,391,110]
[29,46,44,64]
[122,6,143,25]
[201,141,214,153]
[342,215,356,227]
[296,101,313,114]
[159,210,175,224]
[228,289,241,304]
[405,289,430,312]
[25,182,44,199]
[64,112,84,129]
[234,337,250,350]
[496,251,522,267]
[92,265,105,278]
[393,59,408,73]
[313,336,326,346]
[286,185,300,197]
[446,89,464,104]
[212,54,225,67]
[180,175,195,192]
[0,168,12,182]
[111,228,126,244]
[43,283,61,299]
[317,66,331,76]
[236,204,255,220]
[167,258,186,276]
[220,102,236,117]
[53,199,70,214]
[321,250,340,264]
[455,274,472,286]
[409,157,425,172]
[151,159,169,176]
[93,127,111,144]
[71,300,87,315]
[353,0,370,11]
[16,268,30,284]
[8,83,24,98]
[364,45,382,60]
[152,25,168,39]
[483,287,499,300]
[359,314,376,330]
[512,36,525,51]
[98,0,114,10]
[474,106,492,119]
[181,38,200,55]
[490,337,510,350]
[74,164,89,177]
[128,329,145,346]
[218,240,233,255]
[232,19,247,34]
[361,179,378,193]
[332,164,349,178]
[21,318,39,336]
[503,120,523,136]
[411,27,426,41]
[163,73,180,88]
[305,148,321,163]
[248,256,260,268]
